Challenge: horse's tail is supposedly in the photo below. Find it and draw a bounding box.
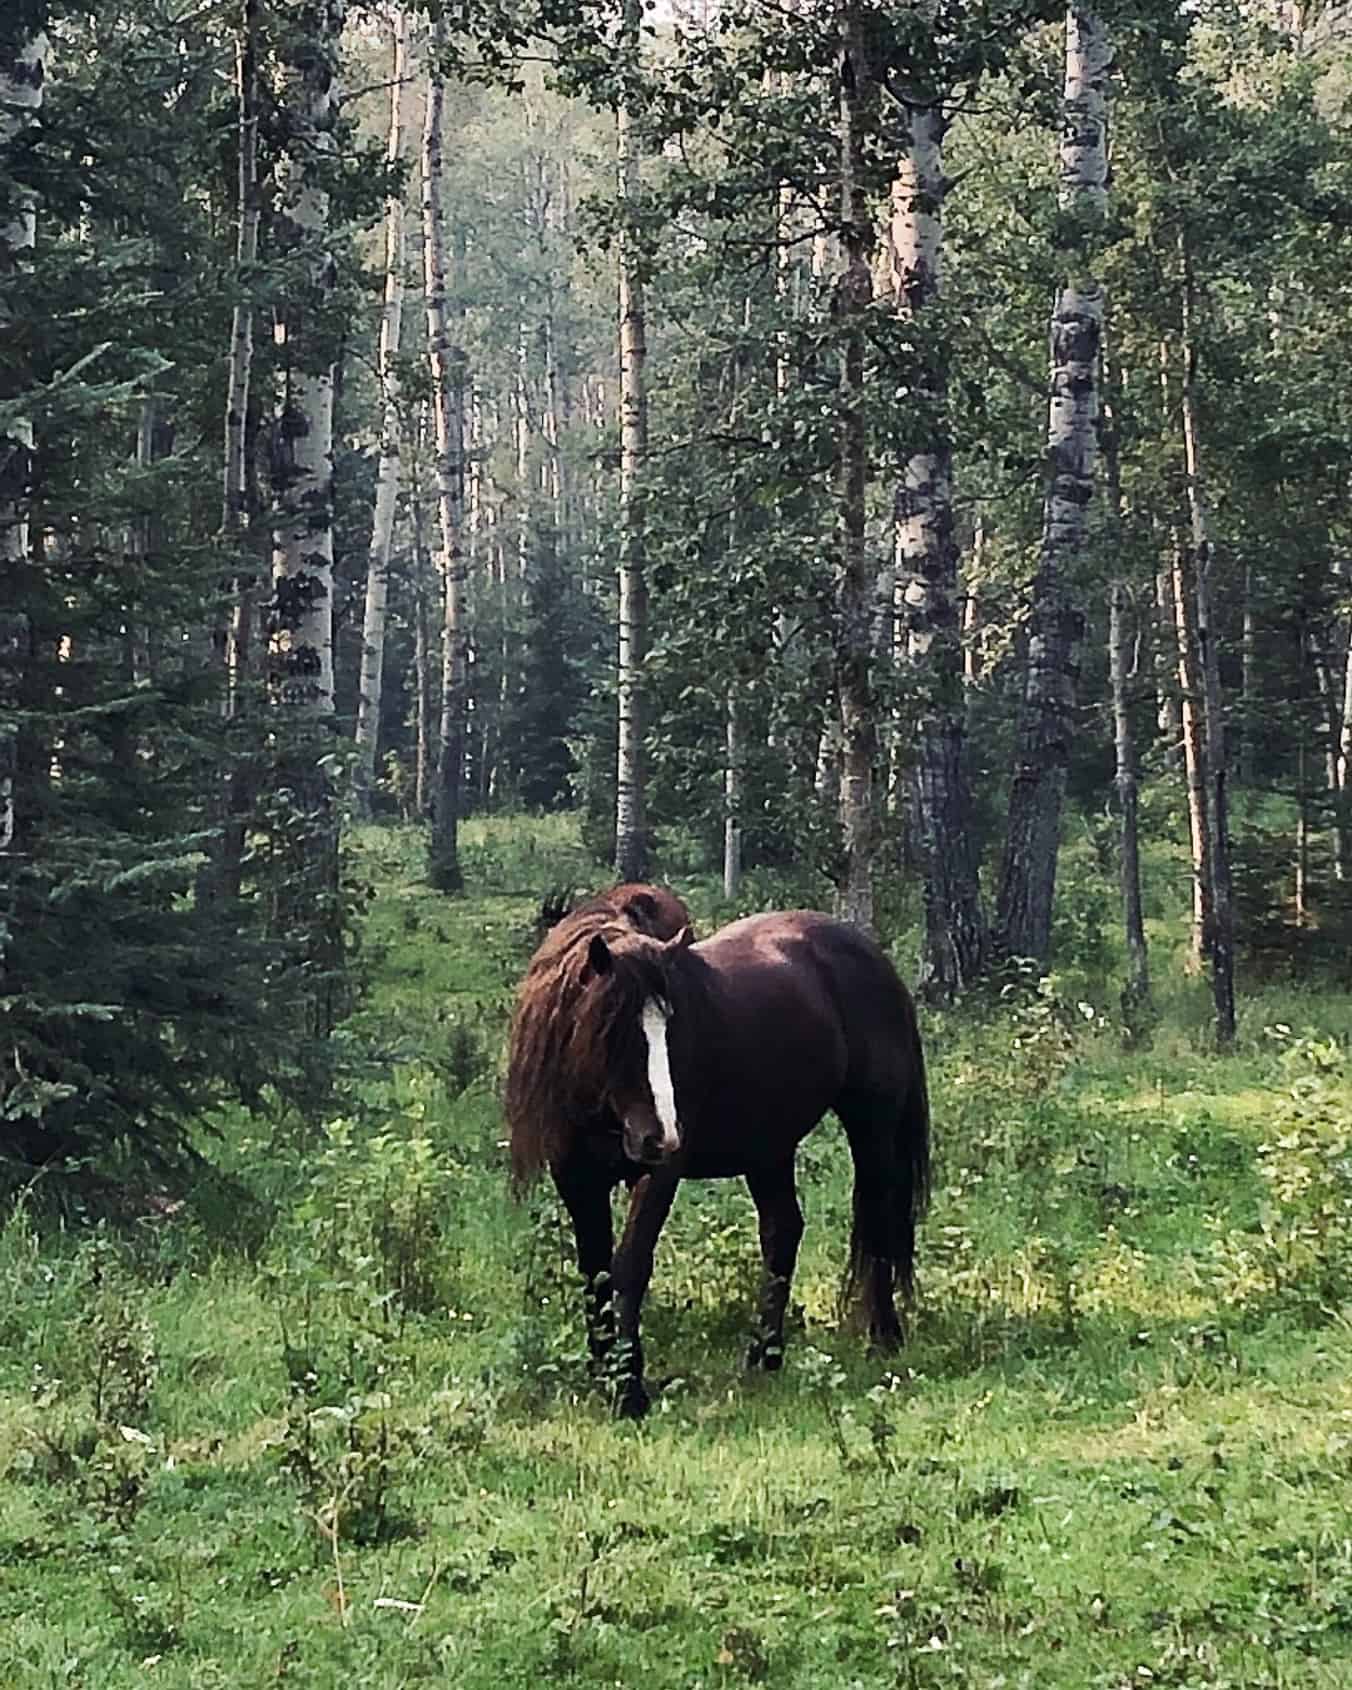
[840,1000,931,1348]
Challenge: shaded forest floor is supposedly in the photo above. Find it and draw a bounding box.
[4,816,1352,1688]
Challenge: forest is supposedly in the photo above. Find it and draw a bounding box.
[5,0,1352,1685]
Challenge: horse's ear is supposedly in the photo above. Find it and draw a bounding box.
[665,925,694,952]
[587,933,613,976]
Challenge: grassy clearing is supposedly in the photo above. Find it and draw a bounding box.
[4,816,1352,1688]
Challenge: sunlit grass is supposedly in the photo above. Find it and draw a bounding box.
[3,817,1352,1687]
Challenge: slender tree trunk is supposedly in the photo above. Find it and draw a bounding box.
[1338,604,1352,880]
[268,2,343,723]
[887,91,987,994]
[833,5,877,930]
[265,0,345,1038]
[223,0,259,710]
[1110,579,1151,1009]
[723,692,742,900]
[1101,343,1150,1014]
[196,0,260,913]
[995,7,1110,963]
[1295,720,1309,927]
[1154,562,1182,765]
[1239,562,1257,785]
[354,10,409,821]
[409,414,433,819]
[815,706,842,810]
[1173,532,1212,967]
[615,0,649,880]
[0,21,48,914]
[1180,242,1235,1046]
[422,29,467,891]
[542,288,565,533]
[963,518,984,688]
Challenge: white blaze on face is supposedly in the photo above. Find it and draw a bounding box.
[640,998,679,1153]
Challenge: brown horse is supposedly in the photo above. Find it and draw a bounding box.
[505,908,930,1418]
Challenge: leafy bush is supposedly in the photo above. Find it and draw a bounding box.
[1254,1033,1352,1309]
[290,1111,462,1323]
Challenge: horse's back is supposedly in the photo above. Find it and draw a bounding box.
[694,911,917,1099]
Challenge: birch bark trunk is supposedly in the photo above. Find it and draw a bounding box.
[1180,242,1236,1046]
[353,10,409,821]
[1100,340,1150,1012]
[409,409,433,819]
[1339,606,1352,880]
[886,92,987,994]
[995,7,1110,964]
[723,694,742,900]
[222,0,259,720]
[422,29,467,891]
[265,0,345,1037]
[615,0,649,880]
[0,21,48,890]
[1154,564,1182,764]
[1110,578,1150,1011]
[268,0,343,725]
[833,4,877,931]
[1172,531,1212,967]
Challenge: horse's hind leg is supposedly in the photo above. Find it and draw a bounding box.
[837,1090,912,1352]
[552,1154,617,1367]
[744,1162,804,1372]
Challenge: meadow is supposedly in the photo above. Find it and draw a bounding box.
[3,816,1352,1689]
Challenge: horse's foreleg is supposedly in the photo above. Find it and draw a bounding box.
[745,1162,804,1371]
[611,1168,680,1418]
[551,1157,617,1367]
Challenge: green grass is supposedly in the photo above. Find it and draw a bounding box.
[4,815,1352,1688]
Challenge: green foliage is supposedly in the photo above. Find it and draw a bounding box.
[289,1105,463,1324]
[1210,1030,1352,1314]
[4,822,1352,1686]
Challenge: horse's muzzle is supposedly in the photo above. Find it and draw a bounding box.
[623,1119,679,1166]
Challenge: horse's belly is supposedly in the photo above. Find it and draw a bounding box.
[683,1099,827,1177]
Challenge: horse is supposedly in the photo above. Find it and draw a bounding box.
[530,881,693,954]
[505,907,930,1418]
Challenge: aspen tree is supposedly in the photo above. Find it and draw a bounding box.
[354,10,410,820]
[996,7,1111,962]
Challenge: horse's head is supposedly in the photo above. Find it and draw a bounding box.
[584,923,695,1167]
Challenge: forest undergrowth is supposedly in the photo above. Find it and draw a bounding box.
[3,816,1352,1689]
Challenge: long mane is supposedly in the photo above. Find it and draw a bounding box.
[505,884,691,1186]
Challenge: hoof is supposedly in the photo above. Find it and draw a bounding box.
[745,1339,785,1372]
[613,1378,650,1420]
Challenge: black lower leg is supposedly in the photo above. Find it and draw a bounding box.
[745,1163,804,1371]
[611,1169,680,1418]
[551,1157,616,1366]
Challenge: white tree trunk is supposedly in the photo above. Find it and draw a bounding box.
[1172,534,1212,968]
[263,0,345,1038]
[0,23,48,869]
[408,409,433,818]
[1181,241,1236,1047]
[615,0,649,880]
[996,6,1110,963]
[422,28,467,890]
[833,4,877,931]
[1110,578,1150,1009]
[887,96,987,994]
[269,0,344,723]
[222,0,259,721]
[354,9,409,820]
[1339,608,1352,879]
[723,693,742,900]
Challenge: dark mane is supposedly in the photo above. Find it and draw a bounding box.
[506,884,691,1186]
